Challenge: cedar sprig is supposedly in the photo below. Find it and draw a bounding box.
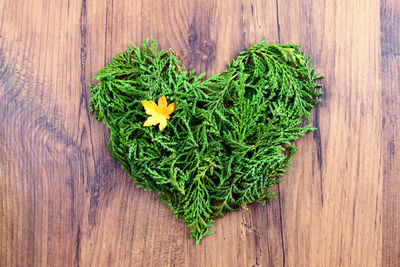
[89,39,323,244]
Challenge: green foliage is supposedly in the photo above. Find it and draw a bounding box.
[89,39,324,244]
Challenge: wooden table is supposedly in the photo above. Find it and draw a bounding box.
[1,0,399,266]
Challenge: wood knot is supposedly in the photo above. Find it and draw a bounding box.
[198,41,215,60]
[188,32,197,47]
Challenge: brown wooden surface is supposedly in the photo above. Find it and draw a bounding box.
[0,0,398,266]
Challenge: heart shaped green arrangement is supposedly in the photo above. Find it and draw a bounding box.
[89,39,323,243]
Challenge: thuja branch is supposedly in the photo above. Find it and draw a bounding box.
[89,39,324,244]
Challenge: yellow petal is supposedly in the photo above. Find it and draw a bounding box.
[141,100,158,115]
[158,95,168,108]
[159,119,168,131]
[166,102,175,117]
[143,116,158,127]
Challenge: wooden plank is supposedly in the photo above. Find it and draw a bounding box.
[0,0,86,266]
[381,0,400,266]
[276,0,382,266]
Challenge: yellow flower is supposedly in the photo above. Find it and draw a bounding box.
[141,95,175,131]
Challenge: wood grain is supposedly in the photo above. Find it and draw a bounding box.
[0,0,397,266]
[381,0,400,266]
[277,1,383,266]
